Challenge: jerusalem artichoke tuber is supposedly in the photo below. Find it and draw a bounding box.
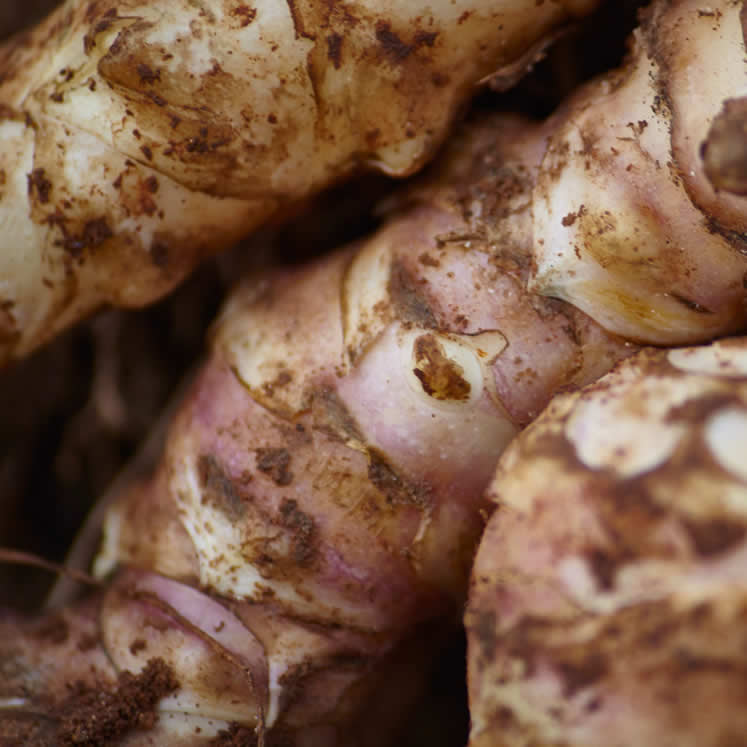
[0,112,635,746]
[529,0,747,343]
[466,338,747,747]
[0,0,599,363]
[1,0,747,743]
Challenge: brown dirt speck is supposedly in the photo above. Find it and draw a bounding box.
[326,32,343,69]
[27,168,52,204]
[231,5,257,27]
[209,722,261,746]
[136,63,160,84]
[198,453,246,520]
[375,21,413,62]
[561,204,586,227]
[256,448,293,486]
[367,449,431,508]
[279,498,316,565]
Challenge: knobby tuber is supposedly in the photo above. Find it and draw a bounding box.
[466,338,747,747]
[0,0,746,744]
[529,0,747,343]
[0,0,599,363]
[0,111,636,746]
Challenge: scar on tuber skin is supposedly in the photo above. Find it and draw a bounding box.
[701,97,747,195]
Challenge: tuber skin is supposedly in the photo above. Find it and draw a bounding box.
[0,114,635,746]
[466,338,747,747]
[0,0,599,364]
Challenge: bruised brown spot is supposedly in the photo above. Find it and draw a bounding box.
[27,168,52,204]
[53,658,178,746]
[198,454,245,520]
[388,260,436,327]
[256,447,293,486]
[279,498,316,565]
[683,517,746,557]
[412,334,471,401]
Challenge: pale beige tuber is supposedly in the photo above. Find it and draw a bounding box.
[0,0,598,362]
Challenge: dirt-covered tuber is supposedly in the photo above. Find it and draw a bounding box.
[0,0,599,363]
[1,0,747,744]
[0,112,634,746]
[466,338,747,747]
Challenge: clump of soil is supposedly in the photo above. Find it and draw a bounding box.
[53,658,178,746]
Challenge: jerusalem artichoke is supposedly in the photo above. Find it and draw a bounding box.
[0,0,599,363]
[529,0,747,343]
[1,0,747,743]
[466,338,747,747]
[0,113,634,746]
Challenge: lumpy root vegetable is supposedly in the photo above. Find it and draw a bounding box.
[466,338,747,747]
[0,0,599,363]
[529,0,747,343]
[1,0,747,743]
[0,112,635,745]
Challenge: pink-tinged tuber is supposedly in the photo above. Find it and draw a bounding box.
[530,0,747,343]
[0,113,633,746]
[466,338,747,747]
[1,0,747,743]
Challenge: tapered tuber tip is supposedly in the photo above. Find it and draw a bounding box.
[701,97,747,195]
